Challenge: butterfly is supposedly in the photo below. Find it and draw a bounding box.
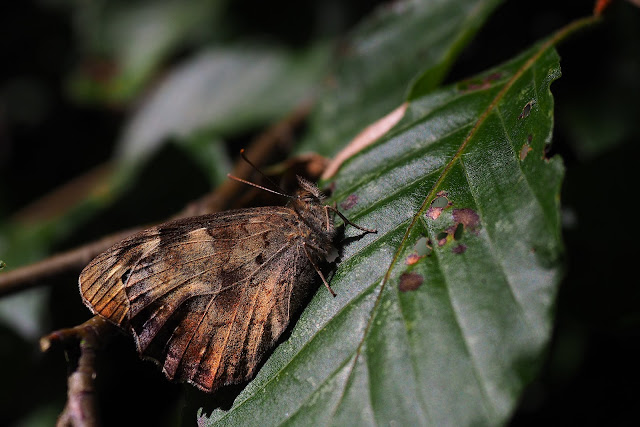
[79,174,375,393]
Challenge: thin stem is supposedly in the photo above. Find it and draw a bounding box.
[41,315,118,427]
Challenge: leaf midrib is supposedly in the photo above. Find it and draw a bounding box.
[328,16,598,422]
[331,83,505,202]
[206,14,597,426]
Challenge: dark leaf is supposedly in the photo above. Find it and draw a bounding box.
[202,28,567,427]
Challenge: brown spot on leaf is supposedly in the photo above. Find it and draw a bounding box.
[518,100,536,119]
[426,207,443,220]
[405,236,431,264]
[399,272,424,292]
[468,82,491,91]
[452,244,467,254]
[436,231,449,247]
[458,72,503,92]
[452,208,480,233]
[439,222,463,244]
[520,135,534,161]
[433,209,479,248]
[405,254,421,265]
[426,192,452,220]
[520,143,532,160]
[340,194,359,210]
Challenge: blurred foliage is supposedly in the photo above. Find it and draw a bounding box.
[1,0,639,426]
[66,0,228,104]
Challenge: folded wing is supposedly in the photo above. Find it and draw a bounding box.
[79,208,314,392]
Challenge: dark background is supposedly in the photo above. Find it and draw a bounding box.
[1,0,638,425]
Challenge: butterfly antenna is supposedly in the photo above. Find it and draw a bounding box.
[227,174,296,199]
[238,148,290,195]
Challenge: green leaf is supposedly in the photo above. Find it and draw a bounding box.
[0,288,49,340]
[66,0,227,104]
[201,32,566,427]
[116,44,329,165]
[0,45,327,280]
[297,0,505,156]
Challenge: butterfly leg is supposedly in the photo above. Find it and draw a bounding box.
[323,204,334,231]
[326,206,377,234]
[302,242,336,297]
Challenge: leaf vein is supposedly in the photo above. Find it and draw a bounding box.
[328,23,581,425]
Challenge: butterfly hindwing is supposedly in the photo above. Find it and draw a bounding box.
[79,207,317,392]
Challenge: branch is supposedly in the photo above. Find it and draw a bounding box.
[178,99,315,217]
[41,316,119,427]
[0,101,315,297]
[0,228,141,297]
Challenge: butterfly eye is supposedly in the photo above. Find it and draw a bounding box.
[296,192,314,203]
[304,195,320,204]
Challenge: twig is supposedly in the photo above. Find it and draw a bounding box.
[178,100,313,217]
[0,101,313,297]
[0,228,141,297]
[41,315,119,427]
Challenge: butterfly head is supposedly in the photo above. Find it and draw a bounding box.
[289,176,335,240]
[293,176,325,205]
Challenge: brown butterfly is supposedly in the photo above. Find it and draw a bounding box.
[78,172,375,393]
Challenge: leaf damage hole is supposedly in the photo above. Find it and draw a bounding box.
[398,272,424,292]
[453,223,464,240]
[518,100,536,119]
[452,208,480,234]
[405,236,431,265]
[436,231,449,246]
[435,208,480,247]
[426,191,452,220]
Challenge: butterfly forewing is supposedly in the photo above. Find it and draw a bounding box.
[79,206,325,392]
